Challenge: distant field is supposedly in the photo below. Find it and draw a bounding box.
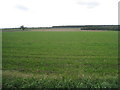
[2,28,105,32]
[2,30,118,88]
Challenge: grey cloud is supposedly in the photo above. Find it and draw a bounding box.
[77,1,100,8]
[15,5,29,11]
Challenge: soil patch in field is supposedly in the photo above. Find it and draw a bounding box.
[30,28,105,32]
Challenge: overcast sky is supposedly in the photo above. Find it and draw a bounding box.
[0,0,119,28]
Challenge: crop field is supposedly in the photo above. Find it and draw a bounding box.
[2,30,118,88]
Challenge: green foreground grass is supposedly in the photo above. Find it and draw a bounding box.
[2,31,118,88]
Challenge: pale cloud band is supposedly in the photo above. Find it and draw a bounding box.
[77,1,100,8]
[15,5,29,11]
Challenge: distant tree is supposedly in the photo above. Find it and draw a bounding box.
[20,25,25,30]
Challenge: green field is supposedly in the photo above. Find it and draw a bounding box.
[2,31,118,88]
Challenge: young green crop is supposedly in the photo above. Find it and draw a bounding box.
[2,31,118,88]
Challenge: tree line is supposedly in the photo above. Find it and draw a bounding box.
[1,25,119,31]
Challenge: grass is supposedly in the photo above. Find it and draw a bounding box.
[2,31,118,88]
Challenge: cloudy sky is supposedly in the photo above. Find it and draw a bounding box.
[0,0,119,28]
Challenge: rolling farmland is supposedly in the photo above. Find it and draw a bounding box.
[2,29,118,88]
